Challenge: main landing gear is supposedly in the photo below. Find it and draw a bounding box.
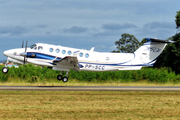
[57,71,69,82]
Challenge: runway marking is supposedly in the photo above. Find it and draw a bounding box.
[0,86,180,91]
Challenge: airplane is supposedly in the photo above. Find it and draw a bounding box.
[2,38,173,82]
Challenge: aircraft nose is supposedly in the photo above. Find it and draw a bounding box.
[3,50,10,57]
[3,49,15,57]
[4,48,25,57]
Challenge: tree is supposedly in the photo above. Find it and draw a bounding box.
[140,38,147,46]
[111,50,121,53]
[115,33,140,53]
[154,11,180,74]
[154,33,180,74]
[175,10,180,29]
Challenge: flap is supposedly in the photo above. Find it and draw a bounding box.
[53,56,80,71]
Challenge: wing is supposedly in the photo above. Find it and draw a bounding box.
[53,56,81,71]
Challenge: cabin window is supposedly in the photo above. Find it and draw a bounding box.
[85,53,89,58]
[56,49,60,53]
[79,52,83,57]
[62,50,66,54]
[68,51,72,55]
[38,46,43,51]
[49,48,54,52]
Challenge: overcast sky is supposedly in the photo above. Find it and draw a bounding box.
[0,0,179,60]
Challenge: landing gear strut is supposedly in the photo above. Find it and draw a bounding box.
[57,71,69,82]
[2,60,9,74]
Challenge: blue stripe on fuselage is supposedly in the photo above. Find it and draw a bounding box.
[27,52,61,60]
[26,52,153,67]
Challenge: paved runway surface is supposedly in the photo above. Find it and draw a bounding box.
[0,86,180,91]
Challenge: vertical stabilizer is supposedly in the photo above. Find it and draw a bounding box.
[132,38,172,66]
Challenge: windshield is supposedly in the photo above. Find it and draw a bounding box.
[30,44,37,49]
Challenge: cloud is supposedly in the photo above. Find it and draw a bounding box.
[93,31,120,37]
[0,26,28,36]
[102,23,137,30]
[93,23,138,37]
[144,21,175,30]
[35,24,48,28]
[137,21,176,39]
[63,26,88,34]
[46,32,51,34]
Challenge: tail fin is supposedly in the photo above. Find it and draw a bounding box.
[132,38,173,66]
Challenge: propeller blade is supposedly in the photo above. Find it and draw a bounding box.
[25,40,28,52]
[24,57,26,64]
[23,40,28,65]
[22,40,24,48]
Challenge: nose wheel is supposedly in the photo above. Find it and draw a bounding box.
[57,71,69,82]
[2,67,9,74]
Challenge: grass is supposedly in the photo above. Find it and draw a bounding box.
[0,91,180,119]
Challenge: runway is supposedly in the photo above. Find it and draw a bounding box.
[0,86,180,91]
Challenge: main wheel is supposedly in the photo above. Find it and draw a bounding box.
[57,75,62,81]
[62,77,68,82]
[2,67,8,74]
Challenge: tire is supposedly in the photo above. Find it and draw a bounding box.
[62,77,68,82]
[57,75,63,81]
[2,67,8,74]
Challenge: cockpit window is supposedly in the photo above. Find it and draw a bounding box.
[30,44,37,49]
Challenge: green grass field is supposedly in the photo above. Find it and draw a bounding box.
[0,91,180,120]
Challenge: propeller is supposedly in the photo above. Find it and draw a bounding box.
[20,40,28,65]
[20,40,36,64]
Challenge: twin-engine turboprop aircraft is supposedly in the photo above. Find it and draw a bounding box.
[2,38,173,82]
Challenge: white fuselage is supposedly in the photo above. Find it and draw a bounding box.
[2,38,171,82]
[4,43,142,72]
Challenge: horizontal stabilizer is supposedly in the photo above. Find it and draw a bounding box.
[145,38,175,43]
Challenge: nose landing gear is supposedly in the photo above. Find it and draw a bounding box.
[2,60,9,74]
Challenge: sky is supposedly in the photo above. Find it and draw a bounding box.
[0,0,179,60]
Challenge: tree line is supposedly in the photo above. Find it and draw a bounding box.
[113,11,180,74]
[1,64,180,83]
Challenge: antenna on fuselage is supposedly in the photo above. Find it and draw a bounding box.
[90,47,94,52]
